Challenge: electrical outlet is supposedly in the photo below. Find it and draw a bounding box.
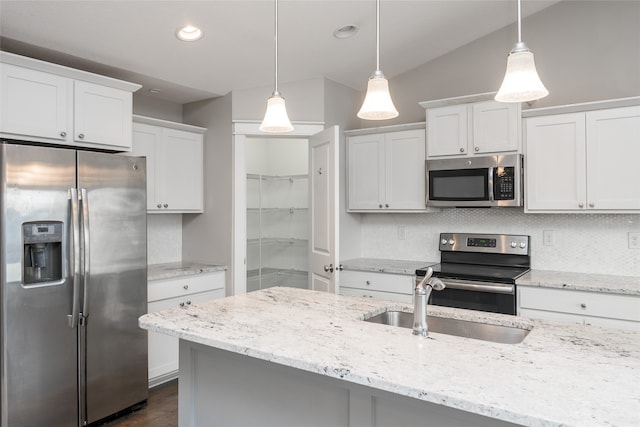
[629,232,640,249]
[398,226,407,240]
[543,230,554,246]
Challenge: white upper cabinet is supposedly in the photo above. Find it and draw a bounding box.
[0,52,140,151]
[1,64,71,141]
[525,102,640,213]
[131,116,206,213]
[347,124,429,212]
[422,95,521,159]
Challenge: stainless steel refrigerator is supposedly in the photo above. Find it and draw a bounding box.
[1,141,148,427]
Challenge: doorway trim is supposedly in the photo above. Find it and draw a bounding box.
[232,120,324,296]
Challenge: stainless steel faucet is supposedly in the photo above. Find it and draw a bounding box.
[413,267,446,337]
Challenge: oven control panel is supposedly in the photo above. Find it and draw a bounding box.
[439,233,530,255]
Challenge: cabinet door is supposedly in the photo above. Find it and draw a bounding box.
[1,63,71,142]
[158,128,204,212]
[74,81,133,151]
[586,106,640,210]
[131,123,161,210]
[525,113,587,211]
[347,134,385,210]
[426,104,468,157]
[385,130,427,210]
[472,101,520,154]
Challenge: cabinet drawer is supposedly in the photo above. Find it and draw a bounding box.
[340,271,413,295]
[340,287,413,304]
[519,287,640,322]
[148,272,225,302]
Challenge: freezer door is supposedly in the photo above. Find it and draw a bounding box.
[76,151,148,424]
[1,143,79,427]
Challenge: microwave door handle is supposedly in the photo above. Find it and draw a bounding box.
[487,166,494,201]
[68,188,81,329]
[80,188,91,322]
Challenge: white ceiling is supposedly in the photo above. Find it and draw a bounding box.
[0,0,560,104]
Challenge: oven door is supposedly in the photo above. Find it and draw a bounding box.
[428,279,517,315]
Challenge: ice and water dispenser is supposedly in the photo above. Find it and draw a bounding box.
[22,222,63,284]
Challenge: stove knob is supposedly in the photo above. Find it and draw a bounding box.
[448,239,455,245]
[519,242,526,249]
[510,241,517,248]
[441,238,448,245]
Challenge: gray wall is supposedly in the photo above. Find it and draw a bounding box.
[383,0,640,126]
[182,93,234,294]
[133,94,183,122]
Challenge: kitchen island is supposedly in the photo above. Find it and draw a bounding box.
[139,287,640,427]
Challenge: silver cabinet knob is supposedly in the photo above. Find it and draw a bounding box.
[337,264,344,271]
[365,280,371,286]
[157,203,162,208]
[474,147,480,152]
[580,303,587,309]
[179,302,185,307]
[379,204,383,208]
[163,203,168,208]
[183,285,189,290]
[578,203,584,208]
[78,133,85,139]
[385,204,389,208]
[459,147,465,153]
[60,131,67,137]
[186,301,191,305]
[589,202,595,208]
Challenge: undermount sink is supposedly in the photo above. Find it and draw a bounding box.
[364,310,530,344]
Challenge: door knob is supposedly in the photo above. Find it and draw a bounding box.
[323,264,334,273]
[337,264,344,271]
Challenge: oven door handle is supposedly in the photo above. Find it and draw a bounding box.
[440,279,515,295]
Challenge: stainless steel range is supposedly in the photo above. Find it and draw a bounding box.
[416,233,531,315]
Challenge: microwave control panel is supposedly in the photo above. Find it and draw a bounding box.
[493,166,515,200]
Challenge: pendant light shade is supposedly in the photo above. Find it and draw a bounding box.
[260,93,293,133]
[357,0,398,120]
[260,0,294,133]
[495,0,548,103]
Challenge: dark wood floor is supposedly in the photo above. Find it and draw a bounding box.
[102,380,178,427]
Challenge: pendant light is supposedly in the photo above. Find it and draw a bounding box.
[260,0,294,133]
[495,0,549,103]
[357,0,398,120]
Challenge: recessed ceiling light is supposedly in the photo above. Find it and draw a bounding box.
[333,24,359,39]
[176,25,204,42]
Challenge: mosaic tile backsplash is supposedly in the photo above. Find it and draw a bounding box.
[359,209,640,276]
[147,214,183,265]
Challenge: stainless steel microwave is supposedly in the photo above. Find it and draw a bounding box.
[426,154,523,207]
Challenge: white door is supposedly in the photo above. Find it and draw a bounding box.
[308,126,339,293]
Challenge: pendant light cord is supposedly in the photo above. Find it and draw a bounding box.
[274,0,279,95]
[375,0,380,71]
[517,0,522,43]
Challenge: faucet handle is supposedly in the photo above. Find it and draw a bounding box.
[428,278,446,291]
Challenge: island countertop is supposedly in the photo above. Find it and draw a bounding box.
[139,287,640,427]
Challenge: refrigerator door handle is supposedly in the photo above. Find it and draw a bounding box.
[68,188,81,328]
[80,188,91,321]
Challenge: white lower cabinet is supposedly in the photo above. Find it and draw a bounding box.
[147,271,225,386]
[339,271,414,304]
[518,286,640,331]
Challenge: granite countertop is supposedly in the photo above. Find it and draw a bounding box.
[340,258,438,275]
[139,287,640,427]
[147,261,227,281]
[517,269,640,296]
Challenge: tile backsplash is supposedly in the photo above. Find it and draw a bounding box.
[147,214,182,265]
[360,209,640,276]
